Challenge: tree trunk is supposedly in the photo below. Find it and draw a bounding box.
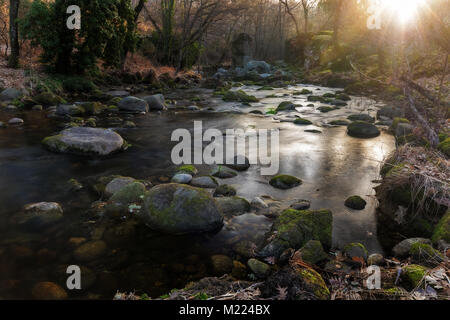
[8,0,20,68]
[333,0,343,51]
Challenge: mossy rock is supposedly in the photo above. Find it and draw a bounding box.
[211,166,238,179]
[210,255,233,276]
[260,209,333,258]
[401,264,428,289]
[213,184,237,197]
[176,165,198,176]
[294,118,312,125]
[322,93,335,98]
[73,240,107,262]
[317,106,337,113]
[329,119,350,126]
[81,102,106,116]
[215,196,251,217]
[33,92,66,106]
[142,183,223,234]
[347,121,380,138]
[343,242,368,260]
[344,196,367,210]
[296,240,328,265]
[269,175,302,189]
[298,89,313,95]
[223,90,258,103]
[390,117,410,132]
[438,138,450,157]
[409,242,445,263]
[247,259,271,279]
[276,101,296,112]
[307,95,325,102]
[106,182,146,214]
[432,210,450,244]
[294,266,330,300]
[336,93,351,101]
[347,114,375,123]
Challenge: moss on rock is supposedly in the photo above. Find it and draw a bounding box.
[432,210,450,244]
[401,264,428,289]
[269,175,302,190]
[345,196,367,210]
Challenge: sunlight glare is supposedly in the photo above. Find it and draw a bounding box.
[379,0,425,24]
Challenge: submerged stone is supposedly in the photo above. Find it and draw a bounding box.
[142,183,223,234]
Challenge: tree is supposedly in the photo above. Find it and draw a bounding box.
[8,0,20,68]
[21,0,138,74]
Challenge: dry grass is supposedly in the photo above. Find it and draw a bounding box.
[381,145,450,216]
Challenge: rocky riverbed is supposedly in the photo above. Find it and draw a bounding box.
[0,78,448,300]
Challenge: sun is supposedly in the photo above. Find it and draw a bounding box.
[379,0,426,24]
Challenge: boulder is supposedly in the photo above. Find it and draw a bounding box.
[73,240,107,262]
[117,96,148,113]
[211,166,238,179]
[344,196,367,210]
[348,114,375,123]
[368,253,385,266]
[143,94,166,111]
[215,196,250,217]
[290,200,311,211]
[106,182,146,214]
[56,104,85,116]
[226,155,250,171]
[12,202,63,229]
[343,242,368,260]
[0,88,23,101]
[269,175,302,190]
[392,238,432,258]
[8,118,24,125]
[214,184,237,197]
[347,121,380,138]
[171,173,193,184]
[246,60,271,74]
[105,176,136,197]
[42,127,125,156]
[294,240,328,265]
[276,101,296,112]
[33,92,65,106]
[191,176,219,189]
[142,184,223,234]
[211,255,233,276]
[259,209,333,258]
[247,258,271,279]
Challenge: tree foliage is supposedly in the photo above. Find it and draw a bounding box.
[20,0,138,74]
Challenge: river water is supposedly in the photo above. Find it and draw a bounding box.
[0,84,395,299]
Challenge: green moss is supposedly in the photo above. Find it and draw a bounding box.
[409,243,444,260]
[266,108,277,115]
[273,209,333,249]
[317,106,336,113]
[322,93,335,98]
[345,196,367,210]
[402,264,427,289]
[193,293,210,300]
[270,175,302,189]
[176,165,198,176]
[298,240,327,265]
[391,118,410,132]
[297,268,330,300]
[223,90,259,103]
[344,242,368,259]
[276,101,296,112]
[329,119,350,126]
[299,89,313,95]
[438,138,450,157]
[432,210,450,244]
[294,118,312,125]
